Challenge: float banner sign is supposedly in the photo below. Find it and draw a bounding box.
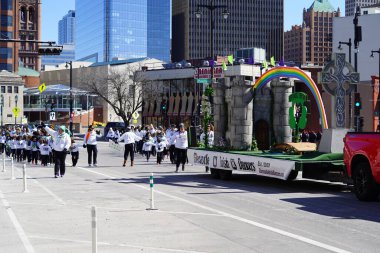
[187,149,296,180]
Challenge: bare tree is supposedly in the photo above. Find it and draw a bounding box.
[82,64,155,126]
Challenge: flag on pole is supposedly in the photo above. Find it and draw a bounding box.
[270,56,275,66]
[38,83,46,93]
[222,61,228,71]
[227,55,234,65]
[262,59,268,69]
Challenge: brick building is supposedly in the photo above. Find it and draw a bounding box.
[0,0,41,72]
[284,0,340,66]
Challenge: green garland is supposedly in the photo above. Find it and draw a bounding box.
[202,85,214,148]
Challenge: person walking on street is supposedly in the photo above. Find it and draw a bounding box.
[70,139,79,167]
[174,123,188,172]
[166,124,176,163]
[156,137,166,164]
[117,126,142,167]
[40,140,52,166]
[106,127,115,141]
[83,126,102,167]
[43,123,71,178]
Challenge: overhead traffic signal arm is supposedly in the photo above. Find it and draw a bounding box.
[38,45,63,55]
[0,38,62,55]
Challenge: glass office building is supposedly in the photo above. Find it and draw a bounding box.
[58,10,75,45]
[75,0,171,63]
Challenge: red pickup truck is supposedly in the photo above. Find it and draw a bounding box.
[344,133,380,201]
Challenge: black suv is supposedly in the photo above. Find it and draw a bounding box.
[104,122,125,137]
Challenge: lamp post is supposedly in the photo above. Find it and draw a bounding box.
[0,94,3,127]
[338,38,352,64]
[65,61,73,136]
[338,38,353,128]
[14,94,18,125]
[195,1,229,60]
[371,49,380,131]
[195,0,229,148]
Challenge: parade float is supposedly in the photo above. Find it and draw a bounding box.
[188,53,359,183]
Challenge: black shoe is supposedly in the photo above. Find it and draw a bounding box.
[54,175,59,178]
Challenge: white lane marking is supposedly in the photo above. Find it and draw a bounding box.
[156,210,225,217]
[30,235,209,253]
[0,190,35,253]
[14,165,66,205]
[76,166,352,253]
[30,178,66,205]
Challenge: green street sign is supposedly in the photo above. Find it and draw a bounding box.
[196,78,211,84]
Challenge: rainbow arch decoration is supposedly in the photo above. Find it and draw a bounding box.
[253,66,329,129]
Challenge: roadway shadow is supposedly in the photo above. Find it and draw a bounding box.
[281,196,380,223]
[101,171,351,195]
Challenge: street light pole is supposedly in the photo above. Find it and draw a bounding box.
[195,1,229,60]
[66,61,73,136]
[371,49,380,131]
[195,1,229,148]
[338,38,352,64]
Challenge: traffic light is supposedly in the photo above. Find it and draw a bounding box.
[161,100,167,113]
[358,117,364,132]
[38,46,63,55]
[354,92,361,115]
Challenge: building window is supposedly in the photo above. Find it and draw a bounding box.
[7,86,12,93]
[0,48,12,58]
[1,15,12,26]
[1,31,13,39]
[28,7,35,22]
[1,0,12,10]
[20,7,27,22]
[1,86,5,93]
[0,64,12,71]
[14,86,19,93]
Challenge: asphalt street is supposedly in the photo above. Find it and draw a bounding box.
[1,142,380,253]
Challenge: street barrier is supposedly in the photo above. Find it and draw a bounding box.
[1,155,14,175]
[92,206,98,253]
[2,152,5,172]
[147,173,157,210]
[23,164,28,193]
[11,157,15,180]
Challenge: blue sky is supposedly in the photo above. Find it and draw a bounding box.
[41,0,345,41]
